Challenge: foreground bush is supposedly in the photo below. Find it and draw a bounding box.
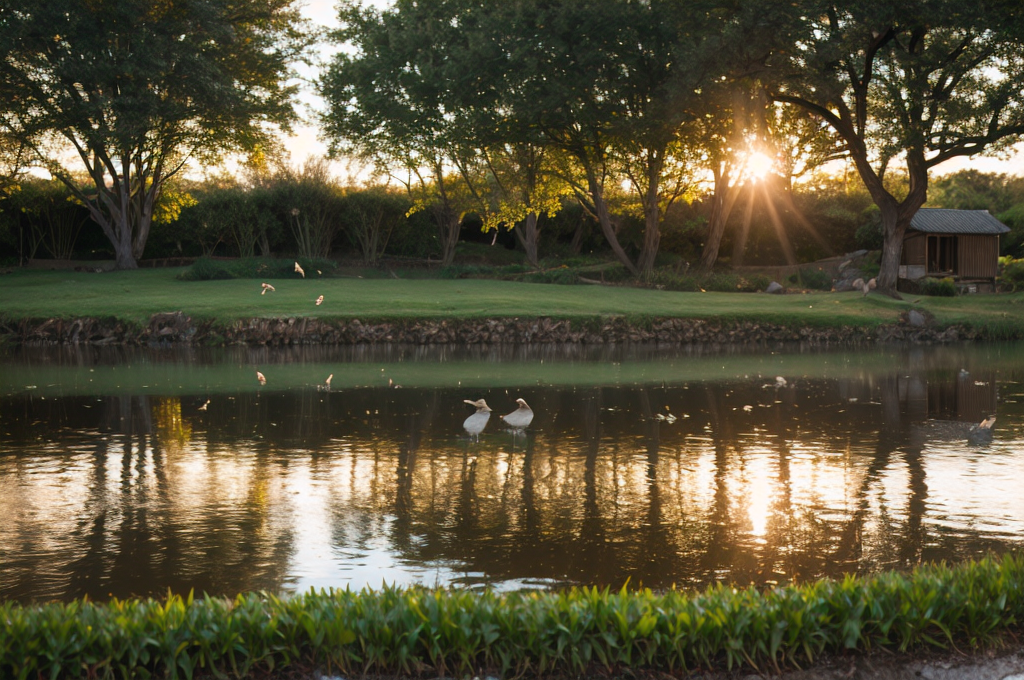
[2,555,1023,679]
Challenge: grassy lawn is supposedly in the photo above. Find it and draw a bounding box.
[2,267,1023,332]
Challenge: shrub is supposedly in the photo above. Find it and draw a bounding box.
[999,256,1024,292]
[998,204,1024,258]
[177,257,336,281]
[919,276,957,297]
[1,555,1024,679]
[341,187,409,265]
[788,267,833,291]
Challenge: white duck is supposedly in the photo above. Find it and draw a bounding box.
[501,398,534,429]
[463,399,492,438]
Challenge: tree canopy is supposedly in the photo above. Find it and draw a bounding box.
[0,0,309,268]
[768,0,1024,293]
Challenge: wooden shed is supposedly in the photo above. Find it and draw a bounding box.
[899,208,1009,292]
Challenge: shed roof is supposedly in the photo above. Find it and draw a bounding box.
[909,208,1009,235]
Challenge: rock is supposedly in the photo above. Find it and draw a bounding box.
[908,309,927,327]
[832,278,856,292]
[765,281,784,294]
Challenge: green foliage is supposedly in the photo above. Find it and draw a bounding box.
[0,0,309,267]
[2,555,1024,678]
[788,268,833,291]
[999,257,1024,292]
[341,187,410,265]
[919,277,957,298]
[998,204,1024,258]
[177,257,336,281]
[855,208,884,251]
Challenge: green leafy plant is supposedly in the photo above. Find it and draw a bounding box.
[919,277,957,297]
[3,555,1023,679]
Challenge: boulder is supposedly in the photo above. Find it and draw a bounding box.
[908,309,927,327]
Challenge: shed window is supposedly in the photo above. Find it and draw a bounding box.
[927,235,958,275]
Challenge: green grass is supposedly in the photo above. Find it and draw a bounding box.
[2,268,1023,334]
[2,554,1023,679]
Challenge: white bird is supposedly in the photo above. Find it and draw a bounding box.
[325,373,333,388]
[501,398,534,429]
[316,295,324,306]
[862,277,877,297]
[463,399,492,438]
[775,376,787,388]
[295,262,305,278]
[261,282,275,295]
[198,399,210,411]
[256,371,267,386]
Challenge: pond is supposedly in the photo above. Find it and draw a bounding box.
[1,342,1023,603]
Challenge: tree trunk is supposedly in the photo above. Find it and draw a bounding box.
[697,168,739,273]
[586,170,638,276]
[113,224,139,270]
[876,206,909,295]
[636,169,661,279]
[514,212,540,268]
[438,209,460,267]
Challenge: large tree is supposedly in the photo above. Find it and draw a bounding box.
[321,0,488,267]
[0,0,307,268]
[769,0,1024,294]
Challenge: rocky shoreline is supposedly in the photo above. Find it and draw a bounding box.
[0,311,993,347]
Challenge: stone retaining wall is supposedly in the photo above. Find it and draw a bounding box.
[0,312,987,347]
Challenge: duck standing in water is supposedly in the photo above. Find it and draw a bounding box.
[501,398,534,429]
[463,399,492,439]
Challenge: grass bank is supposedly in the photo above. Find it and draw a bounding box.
[2,555,1023,679]
[2,268,1024,337]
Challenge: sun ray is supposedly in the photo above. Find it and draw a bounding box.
[759,182,797,266]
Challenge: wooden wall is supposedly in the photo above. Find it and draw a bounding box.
[958,234,999,279]
[902,234,926,265]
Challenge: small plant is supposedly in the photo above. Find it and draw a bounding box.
[919,276,957,297]
[999,256,1024,292]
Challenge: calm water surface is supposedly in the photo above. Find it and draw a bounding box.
[1,343,1023,603]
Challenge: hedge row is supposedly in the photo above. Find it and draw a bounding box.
[3,555,1023,679]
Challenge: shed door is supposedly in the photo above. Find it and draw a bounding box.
[927,236,958,275]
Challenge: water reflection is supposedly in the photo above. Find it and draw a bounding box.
[0,344,1022,602]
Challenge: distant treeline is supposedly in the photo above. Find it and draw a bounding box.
[2,169,1023,269]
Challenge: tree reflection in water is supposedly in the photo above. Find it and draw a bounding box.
[0,344,1022,602]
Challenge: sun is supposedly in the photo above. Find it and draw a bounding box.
[744,151,775,181]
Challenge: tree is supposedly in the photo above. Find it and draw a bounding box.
[769,0,1024,294]
[0,0,307,269]
[321,0,486,267]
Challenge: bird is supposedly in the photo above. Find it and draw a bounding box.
[295,262,305,278]
[463,398,492,438]
[325,373,333,388]
[316,295,324,306]
[862,277,877,297]
[775,376,787,388]
[198,399,210,411]
[851,278,865,292]
[261,282,275,295]
[501,398,534,429]
[256,371,266,386]
[968,416,996,445]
